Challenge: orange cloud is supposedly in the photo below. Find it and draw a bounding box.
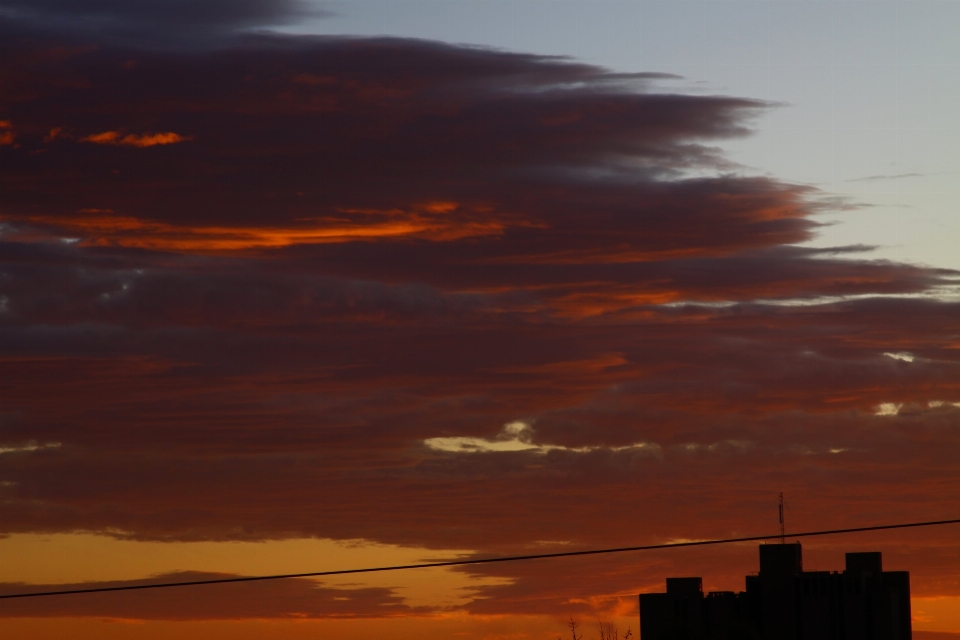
[80,131,190,147]
[44,127,64,142]
[0,571,430,620]
[15,206,505,252]
[0,119,15,146]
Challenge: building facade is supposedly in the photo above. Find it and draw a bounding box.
[638,543,911,640]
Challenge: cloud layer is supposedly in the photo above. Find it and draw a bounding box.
[1,15,959,626]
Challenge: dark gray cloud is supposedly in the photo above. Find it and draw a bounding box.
[0,0,319,47]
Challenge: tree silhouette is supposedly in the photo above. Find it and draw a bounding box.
[559,617,633,640]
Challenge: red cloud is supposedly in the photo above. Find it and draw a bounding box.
[80,131,190,147]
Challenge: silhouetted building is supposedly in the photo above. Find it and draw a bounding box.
[639,543,910,640]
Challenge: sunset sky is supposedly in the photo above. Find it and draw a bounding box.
[1,1,959,638]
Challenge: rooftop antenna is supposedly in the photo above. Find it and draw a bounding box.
[779,492,785,544]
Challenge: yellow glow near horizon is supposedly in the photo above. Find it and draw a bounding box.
[913,597,960,633]
[0,614,582,640]
[0,533,509,609]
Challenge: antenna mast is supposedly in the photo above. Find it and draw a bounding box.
[779,492,785,544]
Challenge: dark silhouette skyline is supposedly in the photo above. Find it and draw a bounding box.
[640,543,911,639]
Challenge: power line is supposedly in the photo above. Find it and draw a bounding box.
[2,516,958,600]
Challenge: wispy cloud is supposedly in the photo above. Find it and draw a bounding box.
[846,172,928,182]
[425,421,660,455]
[80,131,190,147]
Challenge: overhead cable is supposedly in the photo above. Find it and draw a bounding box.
[3,517,958,600]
